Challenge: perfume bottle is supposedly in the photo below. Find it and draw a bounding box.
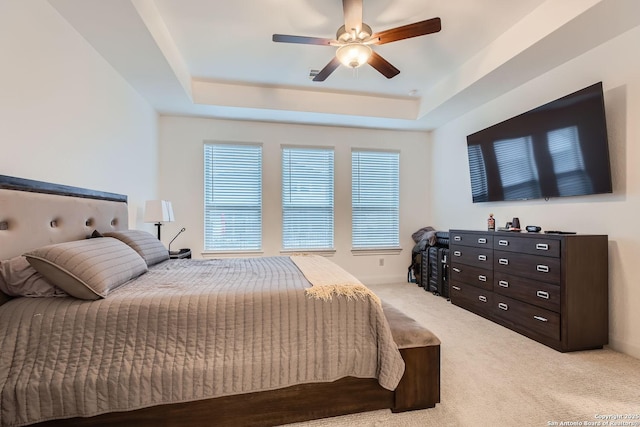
[488,213,495,231]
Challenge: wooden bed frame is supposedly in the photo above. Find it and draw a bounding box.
[0,175,440,427]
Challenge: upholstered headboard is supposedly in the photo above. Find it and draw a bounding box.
[0,175,129,261]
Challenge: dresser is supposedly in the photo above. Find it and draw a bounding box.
[449,230,608,352]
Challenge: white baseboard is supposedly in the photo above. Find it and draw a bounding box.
[607,337,640,360]
[359,274,408,286]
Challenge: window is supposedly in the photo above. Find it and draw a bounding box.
[204,143,262,251]
[282,147,334,250]
[351,150,400,249]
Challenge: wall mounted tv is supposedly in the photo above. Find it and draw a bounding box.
[466,82,612,203]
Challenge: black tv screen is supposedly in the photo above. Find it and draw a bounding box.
[466,82,612,203]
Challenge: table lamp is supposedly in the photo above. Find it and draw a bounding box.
[144,200,174,240]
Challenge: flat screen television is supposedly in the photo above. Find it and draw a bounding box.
[466,82,612,203]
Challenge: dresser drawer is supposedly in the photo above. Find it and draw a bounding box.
[494,272,560,312]
[451,245,493,269]
[494,250,560,284]
[494,235,560,258]
[451,263,493,291]
[450,231,493,248]
[493,294,560,341]
[450,282,493,318]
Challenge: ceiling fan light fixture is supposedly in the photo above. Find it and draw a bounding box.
[336,43,372,68]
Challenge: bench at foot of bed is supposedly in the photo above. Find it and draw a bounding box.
[382,301,441,412]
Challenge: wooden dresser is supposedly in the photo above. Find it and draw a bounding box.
[449,230,608,352]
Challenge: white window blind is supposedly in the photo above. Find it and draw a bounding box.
[282,147,334,250]
[204,143,262,251]
[352,150,399,249]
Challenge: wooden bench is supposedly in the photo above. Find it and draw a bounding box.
[382,301,441,412]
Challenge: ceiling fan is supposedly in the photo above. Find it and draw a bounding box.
[272,0,441,82]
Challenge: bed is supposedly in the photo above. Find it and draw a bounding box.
[0,175,440,427]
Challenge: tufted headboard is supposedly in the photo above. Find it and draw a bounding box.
[0,175,129,261]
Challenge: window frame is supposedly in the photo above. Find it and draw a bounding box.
[281,145,335,252]
[203,141,263,254]
[351,148,401,254]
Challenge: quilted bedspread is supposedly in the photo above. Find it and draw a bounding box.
[0,256,404,426]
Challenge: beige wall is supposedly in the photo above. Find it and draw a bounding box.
[429,26,640,358]
[0,1,158,229]
[158,116,431,285]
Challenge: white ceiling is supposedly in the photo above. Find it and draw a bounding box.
[48,0,640,131]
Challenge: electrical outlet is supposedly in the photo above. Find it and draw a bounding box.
[379,258,384,267]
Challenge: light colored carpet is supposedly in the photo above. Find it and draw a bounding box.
[286,282,640,427]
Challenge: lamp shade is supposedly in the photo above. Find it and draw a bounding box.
[336,43,372,68]
[144,200,174,223]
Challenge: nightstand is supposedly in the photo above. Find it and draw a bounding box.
[169,249,191,259]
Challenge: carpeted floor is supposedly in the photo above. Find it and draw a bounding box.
[286,281,640,427]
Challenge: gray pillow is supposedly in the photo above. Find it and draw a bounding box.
[24,238,148,300]
[0,256,67,298]
[104,230,169,266]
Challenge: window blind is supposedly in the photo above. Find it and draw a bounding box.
[204,143,262,251]
[352,150,399,249]
[282,147,334,250]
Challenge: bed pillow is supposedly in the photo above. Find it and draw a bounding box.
[24,237,148,300]
[0,256,68,298]
[0,290,10,306]
[104,230,169,266]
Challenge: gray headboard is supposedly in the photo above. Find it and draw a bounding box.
[0,175,129,261]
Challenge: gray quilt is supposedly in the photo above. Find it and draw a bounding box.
[0,257,405,426]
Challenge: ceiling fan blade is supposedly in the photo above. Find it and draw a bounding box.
[313,57,341,82]
[343,0,363,34]
[272,34,333,46]
[371,17,441,45]
[368,51,400,79]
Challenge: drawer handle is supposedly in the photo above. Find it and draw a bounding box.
[536,290,550,299]
[453,250,461,257]
[499,258,509,265]
[454,236,461,241]
[478,238,487,244]
[453,267,461,273]
[498,280,509,288]
[452,285,461,291]
[536,265,550,273]
[478,254,487,261]
[534,315,548,323]
[498,240,509,246]
[536,243,549,251]
[478,275,487,282]
[498,302,509,311]
[478,295,487,303]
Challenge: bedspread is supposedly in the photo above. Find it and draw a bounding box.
[0,256,404,426]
